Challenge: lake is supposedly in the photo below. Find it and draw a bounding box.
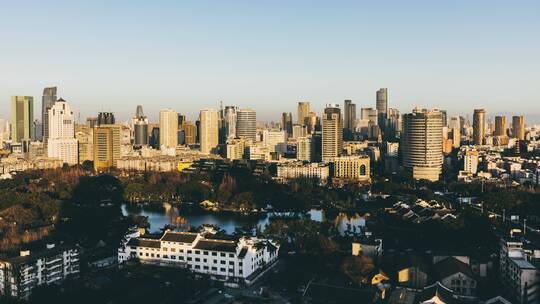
[121,203,365,235]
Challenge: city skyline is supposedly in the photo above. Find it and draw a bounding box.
[1,1,539,122]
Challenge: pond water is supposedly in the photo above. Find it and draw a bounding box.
[121,203,365,235]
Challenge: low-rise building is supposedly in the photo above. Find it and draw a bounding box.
[276,162,330,183]
[118,228,279,286]
[331,155,370,183]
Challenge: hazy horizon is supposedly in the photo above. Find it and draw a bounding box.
[1,1,539,123]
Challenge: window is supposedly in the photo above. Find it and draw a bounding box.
[360,165,366,176]
[220,261,226,265]
[203,266,209,270]
[203,259,207,263]
[195,250,200,254]
[157,254,160,258]
[229,261,234,265]
[163,255,169,259]
[151,254,154,257]
[229,253,234,257]
[239,262,243,266]
[187,257,192,261]
[213,260,218,264]
[220,253,226,257]
[187,250,192,254]
[139,252,143,256]
[220,268,226,272]
[171,256,176,260]
[212,267,217,271]
[195,258,200,262]
[195,265,200,269]
[203,251,209,255]
[212,252,217,256]
[179,256,184,260]
[171,248,176,252]
[145,253,149,256]
[163,248,168,251]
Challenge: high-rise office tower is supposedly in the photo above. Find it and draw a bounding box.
[512,116,525,140]
[473,109,486,145]
[401,108,443,181]
[297,102,310,125]
[281,112,293,137]
[304,112,319,134]
[449,116,461,148]
[223,106,238,140]
[200,109,219,154]
[93,124,121,171]
[236,109,256,142]
[41,87,57,143]
[494,116,507,137]
[385,108,401,140]
[262,130,286,153]
[181,122,197,145]
[159,109,178,149]
[361,108,378,125]
[376,88,388,127]
[11,96,34,143]
[343,100,356,131]
[440,110,448,127]
[133,105,149,146]
[297,136,312,162]
[322,103,343,162]
[97,112,115,125]
[47,99,78,164]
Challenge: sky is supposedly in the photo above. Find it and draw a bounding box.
[1,0,539,123]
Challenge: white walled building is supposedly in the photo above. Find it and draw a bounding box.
[118,228,279,286]
[0,243,80,300]
[464,149,479,174]
[47,99,78,164]
[276,162,329,183]
[262,130,286,153]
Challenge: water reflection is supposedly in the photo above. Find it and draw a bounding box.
[122,204,354,235]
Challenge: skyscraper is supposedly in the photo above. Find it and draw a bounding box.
[449,116,461,148]
[297,136,312,162]
[133,105,149,146]
[494,116,507,137]
[343,100,356,137]
[93,124,121,171]
[401,108,443,181]
[41,87,57,143]
[376,88,388,127]
[47,99,78,164]
[11,96,34,143]
[473,109,486,145]
[322,104,343,162]
[236,109,256,142]
[297,102,310,125]
[223,106,237,140]
[281,112,293,137]
[304,112,319,134]
[512,116,525,140]
[159,109,178,149]
[200,109,219,154]
[182,122,197,145]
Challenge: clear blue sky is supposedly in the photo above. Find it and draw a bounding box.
[1,0,539,123]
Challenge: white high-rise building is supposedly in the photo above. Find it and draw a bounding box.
[262,130,286,153]
[159,109,178,149]
[223,106,238,140]
[297,136,312,162]
[401,107,443,181]
[47,99,78,164]
[200,108,219,154]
